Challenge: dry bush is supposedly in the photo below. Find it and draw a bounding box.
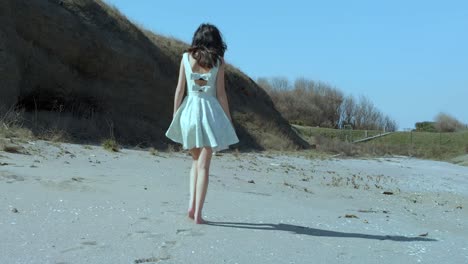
[434,112,463,132]
[350,96,396,131]
[258,77,397,131]
[258,77,343,128]
[235,111,299,151]
[258,131,297,151]
[0,108,33,139]
[148,147,158,156]
[38,128,70,142]
[102,138,120,152]
[166,144,180,153]
[315,135,359,156]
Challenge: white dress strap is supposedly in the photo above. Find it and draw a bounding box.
[182,52,192,74]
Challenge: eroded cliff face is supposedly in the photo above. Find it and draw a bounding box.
[0,0,20,107]
[0,0,308,150]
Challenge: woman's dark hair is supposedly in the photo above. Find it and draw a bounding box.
[188,23,227,69]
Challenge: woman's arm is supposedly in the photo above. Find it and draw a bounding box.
[172,57,186,117]
[216,58,233,122]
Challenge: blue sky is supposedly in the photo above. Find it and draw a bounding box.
[105,0,468,129]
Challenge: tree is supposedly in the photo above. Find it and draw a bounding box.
[256,77,396,131]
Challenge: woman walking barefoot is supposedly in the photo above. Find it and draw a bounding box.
[165,23,239,224]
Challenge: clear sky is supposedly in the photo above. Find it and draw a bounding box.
[104,0,468,130]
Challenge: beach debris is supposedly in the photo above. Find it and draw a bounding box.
[363,219,369,224]
[144,187,148,190]
[418,232,429,237]
[0,162,10,166]
[456,205,463,209]
[63,151,76,158]
[247,180,255,184]
[11,208,19,213]
[344,214,359,219]
[71,177,84,182]
[358,209,379,213]
[134,257,164,263]
[3,144,28,154]
[436,200,449,206]
[176,228,191,234]
[383,191,394,195]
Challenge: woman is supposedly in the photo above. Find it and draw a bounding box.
[165,23,239,224]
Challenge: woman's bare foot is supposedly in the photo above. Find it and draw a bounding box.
[188,208,195,219]
[194,216,206,224]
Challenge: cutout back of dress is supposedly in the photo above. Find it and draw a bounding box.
[183,52,219,96]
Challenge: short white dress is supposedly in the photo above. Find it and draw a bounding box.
[165,52,239,151]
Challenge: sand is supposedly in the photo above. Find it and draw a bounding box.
[1,140,467,264]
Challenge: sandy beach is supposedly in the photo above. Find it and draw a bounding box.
[1,140,467,264]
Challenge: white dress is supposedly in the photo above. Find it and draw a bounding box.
[165,52,239,151]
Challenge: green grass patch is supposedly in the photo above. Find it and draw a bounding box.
[292,124,384,142]
[363,131,468,160]
[293,125,468,161]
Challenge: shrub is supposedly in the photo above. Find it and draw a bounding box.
[102,139,120,152]
[434,112,463,132]
[415,121,437,132]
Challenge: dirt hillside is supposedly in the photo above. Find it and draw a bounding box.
[0,0,308,150]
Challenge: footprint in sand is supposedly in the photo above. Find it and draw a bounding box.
[40,177,92,192]
[134,241,175,263]
[60,241,98,254]
[0,172,25,183]
[125,232,163,240]
[176,228,204,237]
[71,177,85,182]
[134,256,170,263]
[81,241,97,246]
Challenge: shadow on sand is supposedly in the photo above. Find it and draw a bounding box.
[206,222,437,242]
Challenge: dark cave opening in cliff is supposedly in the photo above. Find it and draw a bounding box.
[15,88,102,119]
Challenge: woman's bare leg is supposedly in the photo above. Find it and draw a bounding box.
[188,148,201,219]
[194,147,213,224]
